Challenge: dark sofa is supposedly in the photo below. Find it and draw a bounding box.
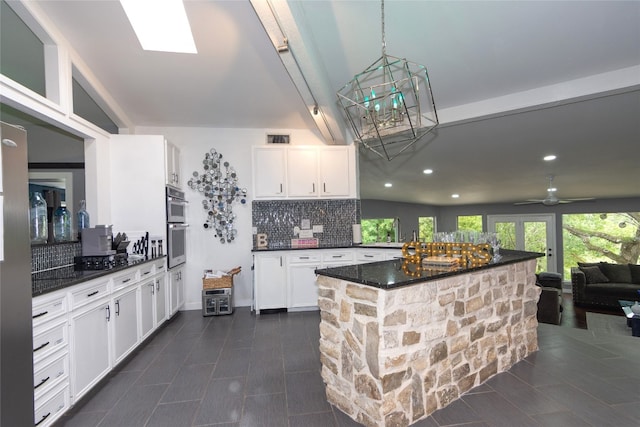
[571,262,640,310]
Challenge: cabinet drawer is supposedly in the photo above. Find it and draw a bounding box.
[357,252,385,262]
[153,258,166,272]
[139,263,154,279]
[34,382,69,427]
[322,251,354,263]
[32,293,67,328]
[33,321,67,363]
[69,280,109,310]
[112,270,138,292]
[288,253,321,264]
[34,349,68,398]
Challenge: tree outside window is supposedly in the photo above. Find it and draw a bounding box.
[457,215,483,232]
[361,218,395,243]
[418,217,435,242]
[562,212,640,278]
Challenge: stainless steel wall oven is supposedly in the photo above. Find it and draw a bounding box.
[166,187,187,269]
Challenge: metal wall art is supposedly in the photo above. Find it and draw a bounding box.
[188,148,247,243]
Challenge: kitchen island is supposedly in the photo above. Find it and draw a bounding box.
[314,249,542,427]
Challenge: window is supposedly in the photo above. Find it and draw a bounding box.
[418,217,435,242]
[361,218,395,243]
[457,215,483,232]
[562,212,640,279]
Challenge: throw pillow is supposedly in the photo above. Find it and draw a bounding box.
[579,266,609,285]
[599,262,632,283]
[629,264,640,284]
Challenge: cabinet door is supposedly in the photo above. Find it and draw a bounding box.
[169,267,185,316]
[112,287,139,364]
[319,147,350,197]
[288,263,320,309]
[70,302,110,401]
[154,275,167,326]
[253,147,286,198]
[165,141,181,188]
[254,254,287,311]
[287,147,318,197]
[140,279,155,340]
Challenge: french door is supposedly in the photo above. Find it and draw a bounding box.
[487,214,556,273]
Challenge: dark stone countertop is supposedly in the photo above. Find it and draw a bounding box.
[32,256,167,297]
[251,244,404,252]
[314,249,543,289]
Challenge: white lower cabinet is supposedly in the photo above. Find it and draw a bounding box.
[154,274,167,325]
[34,382,69,427]
[287,253,321,310]
[69,296,111,401]
[254,253,287,312]
[112,285,139,365]
[168,266,185,316]
[140,277,155,340]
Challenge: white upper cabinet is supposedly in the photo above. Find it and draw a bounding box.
[165,141,181,189]
[287,147,319,198]
[253,147,286,198]
[319,147,351,197]
[252,145,355,199]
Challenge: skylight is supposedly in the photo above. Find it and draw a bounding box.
[120,0,197,54]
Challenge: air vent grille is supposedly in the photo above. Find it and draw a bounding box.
[266,134,290,144]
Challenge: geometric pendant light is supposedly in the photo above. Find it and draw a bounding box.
[337,0,438,161]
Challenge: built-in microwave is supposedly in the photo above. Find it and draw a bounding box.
[166,186,187,223]
[167,223,187,268]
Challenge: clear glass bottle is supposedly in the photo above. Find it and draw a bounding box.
[29,191,48,244]
[53,203,71,242]
[77,199,90,239]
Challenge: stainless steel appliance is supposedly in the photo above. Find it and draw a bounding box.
[166,186,187,223]
[202,287,233,316]
[166,186,187,269]
[1,122,35,425]
[81,225,116,256]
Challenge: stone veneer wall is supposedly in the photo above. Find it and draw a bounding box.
[317,259,540,427]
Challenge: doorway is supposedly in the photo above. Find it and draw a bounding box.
[487,214,556,273]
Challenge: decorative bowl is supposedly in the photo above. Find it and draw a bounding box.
[631,303,640,315]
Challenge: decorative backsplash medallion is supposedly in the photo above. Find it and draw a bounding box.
[252,199,360,249]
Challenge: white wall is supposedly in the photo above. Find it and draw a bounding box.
[136,126,325,310]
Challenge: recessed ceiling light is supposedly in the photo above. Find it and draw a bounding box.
[384,183,392,188]
[451,194,460,198]
[120,0,197,54]
[423,169,433,174]
[543,155,557,161]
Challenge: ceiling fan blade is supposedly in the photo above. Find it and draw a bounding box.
[565,197,596,202]
[514,200,544,205]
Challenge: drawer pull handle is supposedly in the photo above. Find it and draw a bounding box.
[300,257,309,260]
[33,341,50,353]
[143,271,151,275]
[332,255,342,258]
[35,412,50,426]
[365,255,373,258]
[33,311,48,319]
[34,376,50,390]
[122,278,131,283]
[87,290,99,297]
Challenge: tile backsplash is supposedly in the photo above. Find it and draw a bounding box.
[252,199,360,249]
[31,241,81,273]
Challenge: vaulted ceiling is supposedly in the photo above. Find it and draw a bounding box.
[5,0,640,206]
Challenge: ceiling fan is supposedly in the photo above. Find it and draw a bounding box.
[514,175,596,206]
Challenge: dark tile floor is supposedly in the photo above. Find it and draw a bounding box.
[55,307,640,427]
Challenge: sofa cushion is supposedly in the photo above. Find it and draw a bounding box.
[599,263,632,283]
[629,264,640,284]
[579,265,609,284]
[586,282,640,299]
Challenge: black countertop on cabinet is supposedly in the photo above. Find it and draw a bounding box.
[251,243,405,252]
[314,249,543,290]
[32,256,166,297]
